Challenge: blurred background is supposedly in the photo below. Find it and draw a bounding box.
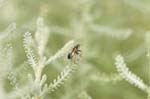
[0,0,149,99]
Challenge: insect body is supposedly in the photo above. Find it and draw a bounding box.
[67,44,81,59]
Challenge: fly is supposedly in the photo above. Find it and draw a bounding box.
[67,44,81,60]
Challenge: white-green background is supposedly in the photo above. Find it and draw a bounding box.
[0,0,149,99]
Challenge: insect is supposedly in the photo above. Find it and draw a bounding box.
[67,44,81,60]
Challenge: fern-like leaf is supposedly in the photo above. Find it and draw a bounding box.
[35,17,49,57]
[40,64,77,98]
[89,24,132,40]
[115,54,148,92]
[23,32,38,69]
[45,40,75,65]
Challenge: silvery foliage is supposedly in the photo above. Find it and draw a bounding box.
[0,17,94,99]
[115,54,150,99]
[22,18,78,99]
[1,0,149,99]
[115,55,148,92]
[0,22,16,98]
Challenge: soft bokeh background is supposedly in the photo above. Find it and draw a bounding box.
[0,0,149,99]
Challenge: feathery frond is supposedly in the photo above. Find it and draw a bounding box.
[115,55,148,92]
[23,32,38,69]
[41,64,77,97]
[90,72,122,83]
[0,44,13,78]
[49,65,76,92]
[35,17,49,57]
[89,24,132,40]
[46,40,75,65]
[7,71,18,89]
